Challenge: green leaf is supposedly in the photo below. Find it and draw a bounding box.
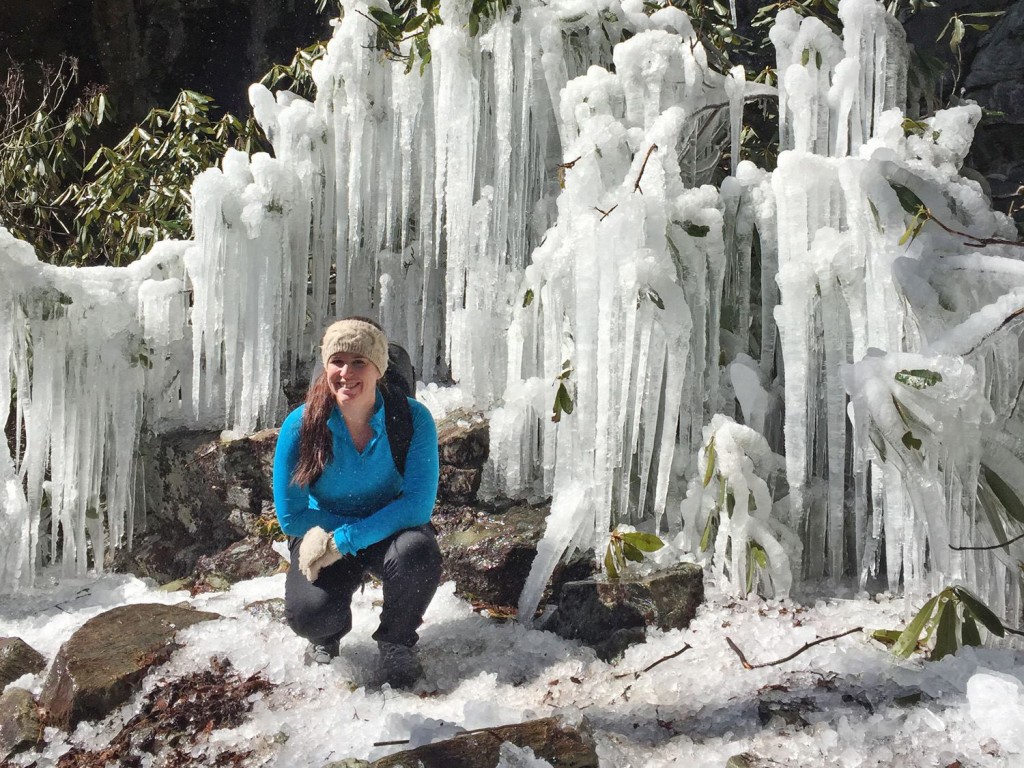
[952,586,1005,637]
[801,48,810,66]
[961,613,982,647]
[684,222,710,238]
[889,182,926,215]
[620,531,665,552]
[893,595,939,658]
[901,431,922,451]
[703,437,717,488]
[558,382,574,415]
[871,628,903,647]
[931,600,958,660]
[622,541,645,563]
[522,288,534,307]
[895,369,943,389]
[868,199,883,232]
[981,465,1024,526]
[604,542,619,579]
[949,18,965,52]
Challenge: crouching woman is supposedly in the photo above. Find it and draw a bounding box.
[272,317,441,688]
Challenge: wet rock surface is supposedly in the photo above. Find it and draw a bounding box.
[548,562,705,660]
[0,637,46,689]
[39,602,220,731]
[0,687,42,760]
[363,716,598,768]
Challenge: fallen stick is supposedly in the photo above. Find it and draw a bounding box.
[726,627,863,670]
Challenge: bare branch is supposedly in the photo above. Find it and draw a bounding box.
[613,643,693,679]
[726,627,863,670]
[594,205,618,221]
[633,144,658,194]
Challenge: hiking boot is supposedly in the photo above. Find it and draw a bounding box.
[304,638,340,665]
[377,641,423,688]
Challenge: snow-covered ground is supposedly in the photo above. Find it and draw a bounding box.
[3,570,1023,767]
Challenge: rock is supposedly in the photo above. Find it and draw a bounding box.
[438,465,483,504]
[38,603,220,731]
[434,503,595,609]
[726,753,784,768]
[549,562,704,660]
[190,535,287,595]
[0,687,42,760]
[0,637,46,689]
[368,716,597,768]
[436,411,489,467]
[243,598,287,621]
[109,429,279,582]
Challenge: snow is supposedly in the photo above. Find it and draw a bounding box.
[2,571,1022,767]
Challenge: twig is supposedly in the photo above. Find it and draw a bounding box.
[726,627,863,670]
[963,306,1024,356]
[633,144,658,194]
[613,643,692,679]
[557,156,582,171]
[950,530,1024,551]
[924,207,1024,249]
[1003,625,1024,638]
[594,205,618,221]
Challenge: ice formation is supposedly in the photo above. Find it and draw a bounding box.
[3,0,1024,623]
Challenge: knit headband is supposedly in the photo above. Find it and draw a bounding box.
[320,319,389,375]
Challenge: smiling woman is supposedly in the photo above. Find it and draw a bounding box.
[271,317,441,688]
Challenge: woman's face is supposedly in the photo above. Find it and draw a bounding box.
[326,352,381,411]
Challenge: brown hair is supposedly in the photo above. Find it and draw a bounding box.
[292,370,335,487]
[291,316,386,487]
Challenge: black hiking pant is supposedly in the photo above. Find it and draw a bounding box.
[284,524,442,648]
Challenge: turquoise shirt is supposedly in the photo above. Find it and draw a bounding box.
[272,392,439,555]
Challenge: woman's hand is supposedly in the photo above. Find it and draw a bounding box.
[298,527,343,582]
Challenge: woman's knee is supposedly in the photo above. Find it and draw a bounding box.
[385,527,442,578]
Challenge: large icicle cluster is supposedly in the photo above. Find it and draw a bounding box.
[4,0,1024,614]
[0,231,189,587]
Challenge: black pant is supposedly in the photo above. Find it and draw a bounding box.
[284,525,442,648]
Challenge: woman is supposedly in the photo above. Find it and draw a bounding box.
[273,317,441,688]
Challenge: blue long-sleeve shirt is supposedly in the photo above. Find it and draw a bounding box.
[272,392,439,555]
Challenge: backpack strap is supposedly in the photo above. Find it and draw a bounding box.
[381,382,413,475]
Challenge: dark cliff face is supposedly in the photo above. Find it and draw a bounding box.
[0,0,328,135]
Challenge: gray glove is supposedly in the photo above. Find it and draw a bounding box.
[298,526,343,582]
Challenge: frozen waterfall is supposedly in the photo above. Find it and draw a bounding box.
[3,0,1024,623]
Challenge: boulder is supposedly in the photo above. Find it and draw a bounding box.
[434,503,595,609]
[0,687,42,760]
[0,637,46,689]
[38,602,220,731]
[367,716,597,768]
[548,562,704,660]
[109,429,279,582]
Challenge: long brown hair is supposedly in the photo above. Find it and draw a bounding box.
[292,371,336,487]
[292,316,385,486]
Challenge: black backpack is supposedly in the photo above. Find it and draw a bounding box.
[380,342,416,475]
